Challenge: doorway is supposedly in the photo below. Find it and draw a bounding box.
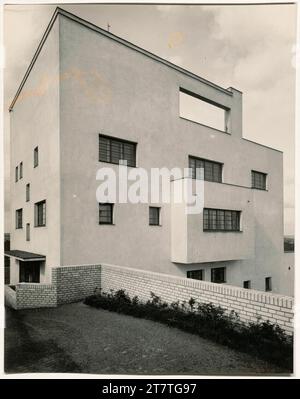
[19,261,40,283]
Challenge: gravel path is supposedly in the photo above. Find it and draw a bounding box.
[5,302,288,375]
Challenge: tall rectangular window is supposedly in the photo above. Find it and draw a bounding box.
[189,156,222,182]
[203,208,241,231]
[15,209,23,229]
[99,203,114,225]
[34,146,39,167]
[19,162,23,179]
[187,270,204,281]
[26,183,30,202]
[211,267,226,284]
[35,200,46,227]
[15,166,18,182]
[99,135,136,167]
[265,277,272,292]
[26,223,30,241]
[149,207,160,226]
[251,170,267,190]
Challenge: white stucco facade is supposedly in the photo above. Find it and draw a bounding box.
[8,8,286,294]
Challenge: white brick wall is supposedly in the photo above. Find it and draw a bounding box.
[101,263,294,334]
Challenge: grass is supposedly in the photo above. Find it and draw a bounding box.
[5,302,288,375]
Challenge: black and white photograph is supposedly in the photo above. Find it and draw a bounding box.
[1,0,298,379]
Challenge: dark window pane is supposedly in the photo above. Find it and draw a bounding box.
[211,267,226,283]
[187,270,203,280]
[149,207,160,226]
[15,166,18,182]
[203,208,240,231]
[26,184,30,202]
[99,135,136,167]
[251,171,266,190]
[35,200,46,226]
[189,156,222,182]
[99,203,113,224]
[265,277,272,292]
[26,223,30,241]
[243,280,251,289]
[20,162,23,179]
[16,209,23,229]
[34,147,39,167]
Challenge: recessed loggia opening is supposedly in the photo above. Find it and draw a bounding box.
[179,88,230,133]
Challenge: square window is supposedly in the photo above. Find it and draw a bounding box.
[99,135,136,167]
[251,170,267,190]
[99,203,113,224]
[149,207,160,226]
[211,267,226,284]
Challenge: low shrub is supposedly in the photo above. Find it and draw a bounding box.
[84,289,293,371]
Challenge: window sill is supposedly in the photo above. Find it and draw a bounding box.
[99,223,115,225]
[203,230,242,233]
[34,225,46,228]
[98,160,137,168]
[251,187,268,191]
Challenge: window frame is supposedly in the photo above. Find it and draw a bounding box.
[251,170,267,190]
[26,223,30,241]
[243,280,251,289]
[211,267,226,284]
[15,208,23,229]
[203,208,241,232]
[34,200,46,227]
[265,277,272,292]
[99,203,114,225]
[34,146,39,168]
[26,183,30,202]
[99,134,137,168]
[149,206,161,226]
[187,270,204,281]
[189,156,223,183]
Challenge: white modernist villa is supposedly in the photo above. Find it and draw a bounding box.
[6,8,286,295]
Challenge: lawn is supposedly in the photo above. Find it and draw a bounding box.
[5,302,288,375]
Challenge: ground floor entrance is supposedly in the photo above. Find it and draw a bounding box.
[19,261,40,283]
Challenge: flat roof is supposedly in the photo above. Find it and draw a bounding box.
[9,6,234,112]
[5,250,46,261]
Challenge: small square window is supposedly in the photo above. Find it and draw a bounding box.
[26,184,30,202]
[243,280,251,289]
[211,267,226,284]
[265,277,272,292]
[251,170,267,190]
[99,203,113,225]
[149,207,160,226]
[35,200,46,227]
[16,209,23,229]
[34,147,39,167]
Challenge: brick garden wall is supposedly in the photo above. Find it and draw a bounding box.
[101,263,294,334]
[15,283,57,309]
[6,262,294,335]
[52,264,101,305]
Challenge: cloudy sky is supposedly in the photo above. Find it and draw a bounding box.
[3,2,297,234]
